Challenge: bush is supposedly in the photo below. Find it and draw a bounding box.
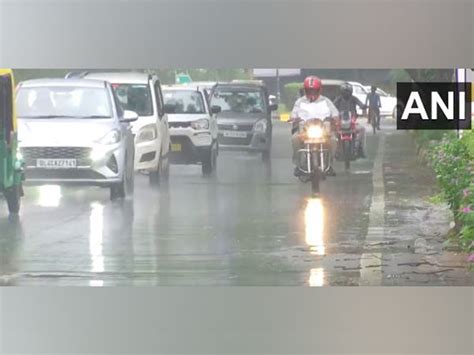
[282,82,302,112]
[429,130,474,254]
[414,130,454,149]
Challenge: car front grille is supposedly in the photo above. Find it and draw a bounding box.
[21,147,92,167]
[169,121,192,128]
[218,124,254,132]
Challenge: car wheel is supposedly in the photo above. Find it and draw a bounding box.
[4,184,21,214]
[262,149,271,162]
[126,158,135,196]
[149,154,162,186]
[161,150,170,182]
[111,156,132,200]
[202,143,217,176]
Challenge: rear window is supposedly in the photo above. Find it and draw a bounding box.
[321,85,341,102]
[163,90,206,114]
[111,83,153,116]
[210,87,266,114]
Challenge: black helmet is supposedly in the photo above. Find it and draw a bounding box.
[341,82,352,99]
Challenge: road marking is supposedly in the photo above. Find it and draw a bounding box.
[359,134,386,286]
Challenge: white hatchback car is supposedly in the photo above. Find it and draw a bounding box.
[363,85,398,118]
[162,85,219,176]
[16,78,137,200]
[83,72,171,185]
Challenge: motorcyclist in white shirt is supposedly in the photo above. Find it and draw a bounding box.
[290,76,339,177]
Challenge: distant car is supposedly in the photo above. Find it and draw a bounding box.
[210,82,277,161]
[16,78,137,200]
[318,79,346,102]
[162,85,219,175]
[83,72,171,185]
[347,81,369,116]
[363,85,398,118]
[182,81,218,106]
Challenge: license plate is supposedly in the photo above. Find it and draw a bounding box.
[36,159,77,169]
[223,131,247,138]
[171,143,182,152]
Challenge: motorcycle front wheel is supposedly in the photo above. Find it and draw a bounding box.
[311,170,320,195]
[343,140,351,170]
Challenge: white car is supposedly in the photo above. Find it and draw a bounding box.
[84,72,171,185]
[16,78,137,200]
[348,81,369,116]
[363,85,398,118]
[162,85,219,175]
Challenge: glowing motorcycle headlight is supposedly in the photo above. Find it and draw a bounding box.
[307,125,323,139]
[98,129,121,145]
[136,124,157,143]
[254,119,267,133]
[191,118,210,130]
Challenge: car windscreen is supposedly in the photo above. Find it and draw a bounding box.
[163,90,206,114]
[210,87,266,115]
[16,86,112,118]
[111,83,153,116]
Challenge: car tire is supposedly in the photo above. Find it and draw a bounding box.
[4,184,21,214]
[262,149,271,162]
[161,149,170,182]
[111,156,133,200]
[202,143,217,176]
[149,154,162,186]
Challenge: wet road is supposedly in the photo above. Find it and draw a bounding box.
[0,119,472,286]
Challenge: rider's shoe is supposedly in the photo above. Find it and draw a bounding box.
[294,167,303,177]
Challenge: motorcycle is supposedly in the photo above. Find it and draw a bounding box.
[294,103,333,195]
[335,110,358,170]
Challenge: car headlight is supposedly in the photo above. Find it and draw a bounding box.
[136,124,157,143]
[90,146,110,161]
[307,125,323,139]
[191,118,209,130]
[98,129,121,145]
[254,119,267,133]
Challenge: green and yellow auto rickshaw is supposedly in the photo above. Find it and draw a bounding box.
[0,69,24,214]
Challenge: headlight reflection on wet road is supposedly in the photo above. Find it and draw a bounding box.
[304,198,326,256]
[37,185,62,207]
[89,202,105,285]
[308,268,325,287]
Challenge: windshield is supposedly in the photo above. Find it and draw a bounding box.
[163,90,206,114]
[111,83,153,116]
[16,86,112,118]
[210,87,266,115]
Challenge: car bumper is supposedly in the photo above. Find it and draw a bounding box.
[134,138,160,171]
[169,128,213,164]
[217,131,269,152]
[20,144,125,186]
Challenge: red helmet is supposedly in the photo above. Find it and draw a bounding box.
[303,76,322,102]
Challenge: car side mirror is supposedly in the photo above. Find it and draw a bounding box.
[163,103,176,114]
[211,105,221,114]
[122,110,139,122]
[269,103,278,112]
